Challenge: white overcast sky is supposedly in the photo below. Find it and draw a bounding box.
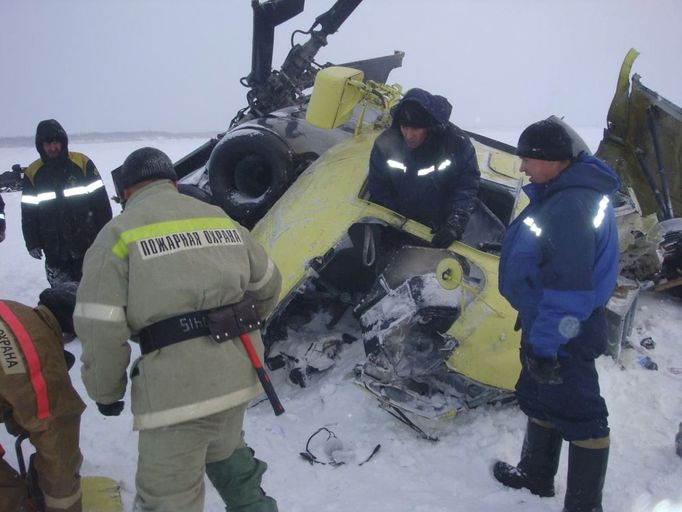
[1,0,681,138]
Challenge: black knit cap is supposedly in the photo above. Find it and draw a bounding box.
[39,282,78,335]
[516,119,573,161]
[398,101,434,128]
[120,147,177,189]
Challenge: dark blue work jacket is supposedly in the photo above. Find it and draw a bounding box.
[499,154,620,359]
[367,88,480,228]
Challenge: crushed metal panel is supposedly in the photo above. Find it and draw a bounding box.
[596,49,682,218]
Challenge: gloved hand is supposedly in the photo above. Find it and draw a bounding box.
[96,401,124,416]
[0,230,5,243]
[431,211,469,248]
[28,248,43,259]
[431,225,461,248]
[522,345,562,385]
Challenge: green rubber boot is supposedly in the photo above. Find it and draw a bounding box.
[206,447,278,512]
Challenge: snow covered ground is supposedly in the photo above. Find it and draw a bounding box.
[1,135,681,512]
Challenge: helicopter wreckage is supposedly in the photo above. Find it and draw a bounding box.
[5,0,677,437]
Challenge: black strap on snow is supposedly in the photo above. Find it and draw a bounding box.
[300,427,337,466]
[299,427,381,467]
[358,444,382,466]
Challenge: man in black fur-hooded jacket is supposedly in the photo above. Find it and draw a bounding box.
[21,119,112,286]
[368,88,480,248]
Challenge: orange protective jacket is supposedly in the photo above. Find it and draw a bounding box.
[0,300,85,512]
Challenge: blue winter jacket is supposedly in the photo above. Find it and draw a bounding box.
[367,88,480,228]
[498,154,620,359]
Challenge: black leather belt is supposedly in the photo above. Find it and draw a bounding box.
[138,310,211,355]
[137,299,262,355]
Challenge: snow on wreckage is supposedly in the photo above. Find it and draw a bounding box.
[103,1,681,439]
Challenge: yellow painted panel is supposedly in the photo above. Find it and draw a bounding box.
[82,476,122,512]
[253,126,522,392]
[306,67,364,129]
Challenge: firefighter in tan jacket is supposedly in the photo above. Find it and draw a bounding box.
[74,147,282,512]
[0,283,85,512]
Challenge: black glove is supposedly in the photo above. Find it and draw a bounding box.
[96,401,124,416]
[431,211,468,248]
[431,225,460,248]
[63,350,76,370]
[28,248,43,259]
[522,346,562,385]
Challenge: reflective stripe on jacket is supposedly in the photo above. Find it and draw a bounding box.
[21,152,112,261]
[0,302,51,418]
[0,301,85,431]
[368,125,480,227]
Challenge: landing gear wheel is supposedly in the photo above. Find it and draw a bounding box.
[208,128,292,227]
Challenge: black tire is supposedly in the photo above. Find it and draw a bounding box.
[207,128,292,227]
[177,183,214,204]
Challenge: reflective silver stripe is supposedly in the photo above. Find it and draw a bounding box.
[63,187,87,197]
[417,158,451,176]
[386,159,407,172]
[134,383,262,430]
[21,191,57,204]
[593,195,609,228]
[437,158,452,171]
[74,302,126,322]
[523,217,542,237]
[417,165,435,176]
[44,488,82,509]
[87,179,104,192]
[247,258,275,292]
[63,179,105,197]
[0,213,5,219]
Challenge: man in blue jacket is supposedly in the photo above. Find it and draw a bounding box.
[493,119,619,512]
[367,88,480,247]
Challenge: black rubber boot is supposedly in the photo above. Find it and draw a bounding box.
[206,446,278,512]
[493,419,563,497]
[563,443,609,512]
